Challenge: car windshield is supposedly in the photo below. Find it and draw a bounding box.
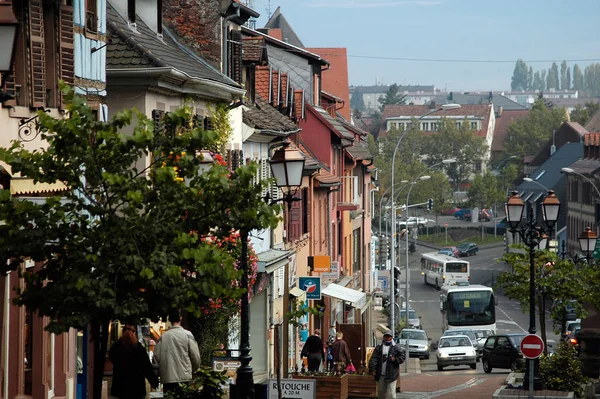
[508,335,527,347]
[400,310,418,319]
[458,244,469,250]
[439,337,470,348]
[400,331,427,340]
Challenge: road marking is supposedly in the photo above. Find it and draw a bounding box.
[496,306,528,333]
[397,378,487,399]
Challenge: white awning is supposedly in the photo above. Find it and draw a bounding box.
[322,283,368,313]
[289,286,306,302]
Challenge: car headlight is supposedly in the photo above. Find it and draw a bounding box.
[438,352,449,358]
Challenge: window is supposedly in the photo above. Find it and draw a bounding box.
[431,122,439,131]
[475,161,482,173]
[470,121,478,129]
[399,122,406,131]
[456,121,462,128]
[86,0,97,33]
[421,122,429,131]
[352,229,360,274]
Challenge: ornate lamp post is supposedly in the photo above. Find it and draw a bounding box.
[579,227,598,262]
[505,190,560,394]
[233,139,304,399]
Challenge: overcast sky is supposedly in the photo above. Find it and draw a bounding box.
[251,0,600,92]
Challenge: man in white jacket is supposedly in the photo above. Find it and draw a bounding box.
[154,309,201,394]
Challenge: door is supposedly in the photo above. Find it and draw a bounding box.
[494,336,513,368]
[339,323,363,366]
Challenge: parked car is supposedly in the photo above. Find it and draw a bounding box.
[482,333,527,373]
[463,208,493,222]
[442,328,480,359]
[441,207,460,216]
[551,299,579,322]
[399,308,421,330]
[566,327,581,347]
[436,335,477,371]
[398,217,434,230]
[440,246,459,257]
[457,242,479,256]
[397,328,431,359]
[438,248,455,257]
[454,209,471,220]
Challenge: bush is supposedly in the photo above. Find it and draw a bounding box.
[164,367,229,399]
[539,341,588,398]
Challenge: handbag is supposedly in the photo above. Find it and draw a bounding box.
[346,362,356,373]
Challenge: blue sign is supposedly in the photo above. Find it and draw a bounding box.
[298,277,321,300]
[298,300,309,343]
[378,276,388,291]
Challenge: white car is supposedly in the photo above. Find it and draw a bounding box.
[398,217,434,230]
[436,335,477,371]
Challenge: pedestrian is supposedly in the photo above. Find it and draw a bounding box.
[301,329,325,371]
[368,329,405,399]
[109,324,159,399]
[154,309,201,395]
[332,331,352,371]
[325,341,334,371]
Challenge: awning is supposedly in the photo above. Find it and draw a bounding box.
[257,249,291,273]
[322,283,368,313]
[289,286,306,302]
[10,179,68,195]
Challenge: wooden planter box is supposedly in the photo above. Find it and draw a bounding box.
[347,374,378,398]
[293,373,349,399]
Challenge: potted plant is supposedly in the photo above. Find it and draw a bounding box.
[346,364,377,398]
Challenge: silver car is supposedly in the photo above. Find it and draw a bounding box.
[443,328,480,360]
[436,335,477,371]
[472,329,494,356]
[396,328,430,359]
[399,308,421,329]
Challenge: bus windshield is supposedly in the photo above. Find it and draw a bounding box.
[446,290,495,327]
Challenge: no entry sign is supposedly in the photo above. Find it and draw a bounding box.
[520,334,544,359]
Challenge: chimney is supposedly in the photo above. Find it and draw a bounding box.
[429,99,436,110]
[497,106,503,117]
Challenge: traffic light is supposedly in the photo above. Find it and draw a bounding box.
[393,266,401,296]
[380,236,388,263]
[427,198,433,210]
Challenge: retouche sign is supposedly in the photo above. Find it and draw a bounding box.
[268,378,316,399]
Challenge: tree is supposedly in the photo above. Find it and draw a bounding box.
[547,62,560,90]
[533,71,543,91]
[377,83,406,111]
[423,118,488,191]
[511,59,529,91]
[570,101,600,126]
[527,66,534,90]
[584,63,600,97]
[497,249,589,354]
[0,86,279,399]
[573,64,584,90]
[350,90,365,111]
[467,173,504,211]
[560,61,568,91]
[566,66,572,90]
[503,98,567,159]
[541,69,547,90]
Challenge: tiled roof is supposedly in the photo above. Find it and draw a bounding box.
[449,92,527,112]
[585,109,600,133]
[243,95,299,133]
[263,6,304,48]
[585,132,600,146]
[379,104,492,138]
[566,158,600,175]
[350,85,436,94]
[307,48,351,121]
[298,141,323,171]
[346,145,372,161]
[106,2,239,88]
[314,106,354,141]
[315,170,340,185]
[242,37,266,63]
[492,110,530,152]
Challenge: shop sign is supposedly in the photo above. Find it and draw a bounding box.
[268,379,315,399]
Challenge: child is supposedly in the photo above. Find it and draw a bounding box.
[326,341,334,371]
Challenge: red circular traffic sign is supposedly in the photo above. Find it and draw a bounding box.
[520,334,544,359]
[444,222,448,227]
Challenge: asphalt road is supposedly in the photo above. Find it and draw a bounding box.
[401,242,561,376]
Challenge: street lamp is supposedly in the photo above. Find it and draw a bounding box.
[389,104,460,338]
[232,139,304,399]
[579,227,598,262]
[0,2,19,102]
[505,190,560,393]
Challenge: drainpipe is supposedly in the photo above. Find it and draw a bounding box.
[4,272,10,399]
[222,3,240,76]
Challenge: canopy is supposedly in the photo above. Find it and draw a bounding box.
[322,283,368,313]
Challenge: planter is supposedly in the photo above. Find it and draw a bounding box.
[293,373,349,399]
[347,374,377,398]
[492,387,574,399]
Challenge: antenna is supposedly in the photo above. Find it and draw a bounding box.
[247,0,256,29]
[266,0,272,19]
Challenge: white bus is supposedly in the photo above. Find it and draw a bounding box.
[440,284,497,334]
[420,252,469,290]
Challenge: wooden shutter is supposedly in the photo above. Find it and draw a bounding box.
[59,3,74,106]
[29,0,46,108]
[228,30,242,83]
[289,198,302,242]
[302,187,310,235]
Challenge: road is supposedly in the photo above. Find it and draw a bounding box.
[401,242,561,376]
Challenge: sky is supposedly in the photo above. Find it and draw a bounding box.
[249,0,600,92]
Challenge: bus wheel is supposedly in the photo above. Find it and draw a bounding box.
[424,274,427,285]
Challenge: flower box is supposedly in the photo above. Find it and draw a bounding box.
[293,373,349,399]
[347,374,378,398]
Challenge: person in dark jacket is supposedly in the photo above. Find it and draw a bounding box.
[109,324,158,399]
[301,329,325,371]
[332,331,352,371]
[368,330,405,399]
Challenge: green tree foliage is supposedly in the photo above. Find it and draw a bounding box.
[547,62,560,90]
[503,99,567,159]
[573,64,584,90]
[541,69,547,90]
[533,71,543,91]
[423,119,488,191]
[511,59,529,91]
[584,63,600,96]
[566,66,572,90]
[466,173,504,211]
[350,90,365,111]
[377,83,407,112]
[527,66,534,90]
[497,248,589,353]
[570,101,600,126]
[0,86,280,398]
[539,342,588,398]
[560,60,568,90]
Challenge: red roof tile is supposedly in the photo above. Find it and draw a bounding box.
[492,110,529,152]
[242,37,266,63]
[255,66,270,102]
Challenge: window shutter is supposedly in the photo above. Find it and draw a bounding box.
[260,158,269,198]
[152,110,166,133]
[289,197,302,241]
[269,160,281,202]
[229,30,242,83]
[29,0,46,108]
[59,4,74,106]
[302,187,310,235]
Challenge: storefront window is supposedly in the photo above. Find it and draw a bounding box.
[24,307,33,395]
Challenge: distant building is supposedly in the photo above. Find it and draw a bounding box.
[504,89,579,107]
[350,84,441,112]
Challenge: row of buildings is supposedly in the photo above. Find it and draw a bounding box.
[0,1,375,398]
